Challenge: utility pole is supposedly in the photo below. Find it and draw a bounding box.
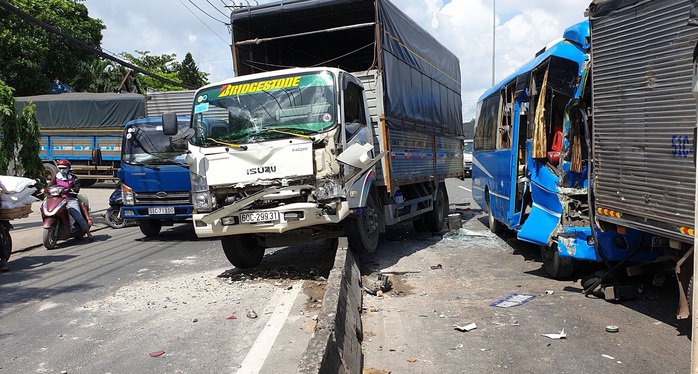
[492,0,496,86]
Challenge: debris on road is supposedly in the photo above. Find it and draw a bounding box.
[602,354,615,360]
[430,264,443,270]
[490,293,536,308]
[541,329,567,339]
[606,325,619,333]
[149,351,166,357]
[454,323,477,332]
[450,343,464,350]
[544,290,554,295]
[246,309,258,319]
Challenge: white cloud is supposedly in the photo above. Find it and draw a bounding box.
[83,0,590,116]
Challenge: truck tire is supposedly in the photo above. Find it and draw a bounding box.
[541,244,574,279]
[44,163,58,185]
[80,179,97,187]
[424,185,448,232]
[139,220,162,237]
[347,192,380,253]
[221,234,265,268]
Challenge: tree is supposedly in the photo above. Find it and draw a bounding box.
[0,79,44,182]
[176,52,209,88]
[120,50,185,92]
[0,0,104,96]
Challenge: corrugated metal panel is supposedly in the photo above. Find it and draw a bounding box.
[591,0,698,237]
[355,70,388,187]
[145,90,197,117]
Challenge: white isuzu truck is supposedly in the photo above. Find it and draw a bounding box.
[163,0,463,268]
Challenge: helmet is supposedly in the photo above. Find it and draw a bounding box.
[56,159,71,169]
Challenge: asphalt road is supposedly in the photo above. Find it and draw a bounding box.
[360,178,691,374]
[0,181,691,373]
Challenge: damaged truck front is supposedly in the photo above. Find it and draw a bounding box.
[163,0,463,268]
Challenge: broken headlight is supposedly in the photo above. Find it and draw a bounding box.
[314,177,343,201]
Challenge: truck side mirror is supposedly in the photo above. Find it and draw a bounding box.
[162,112,179,135]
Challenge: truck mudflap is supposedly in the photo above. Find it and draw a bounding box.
[193,201,350,238]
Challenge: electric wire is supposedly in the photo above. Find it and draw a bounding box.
[178,0,230,45]
[205,0,229,18]
[187,0,228,24]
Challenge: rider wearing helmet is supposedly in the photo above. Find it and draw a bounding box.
[52,160,93,241]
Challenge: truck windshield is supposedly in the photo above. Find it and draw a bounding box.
[122,120,191,165]
[190,72,337,146]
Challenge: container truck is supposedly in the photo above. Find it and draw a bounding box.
[163,0,463,268]
[587,0,698,318]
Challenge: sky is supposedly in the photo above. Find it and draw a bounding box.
[82,0,591,120]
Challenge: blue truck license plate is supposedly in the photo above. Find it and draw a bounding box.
[148,207,175,215]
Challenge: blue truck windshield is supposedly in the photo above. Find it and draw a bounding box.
[190,72,337,146]
[122,120,191,165]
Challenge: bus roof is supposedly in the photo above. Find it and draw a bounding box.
[478,20,589,101]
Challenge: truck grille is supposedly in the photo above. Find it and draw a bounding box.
[134,191,191,205]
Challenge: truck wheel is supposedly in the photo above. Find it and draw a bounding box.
[139,220,162,237]
[43,224,58,249]
[541,244,574,279]
[412,216,428,232]
[486,190,504,235]
[424,185,448,232]
[44,163,58,185]
[221,234,265,268]
[80,179,97,187]
[347,192,380,253]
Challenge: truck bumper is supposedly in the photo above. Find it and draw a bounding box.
[557,226,660,263]
[193,201,350,237]
[121,205,194,220]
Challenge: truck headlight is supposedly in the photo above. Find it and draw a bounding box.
[191,173,212,210]
[314,177,343,201]
[121,184,135,206]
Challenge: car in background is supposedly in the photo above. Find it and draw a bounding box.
[463,139,473,177]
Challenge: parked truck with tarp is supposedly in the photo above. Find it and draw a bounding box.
[163,0,463,268]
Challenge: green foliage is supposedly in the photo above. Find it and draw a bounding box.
[0,79,43,182]
[176,52,209,88]
[0,0,104,96]
[121,50,185,92]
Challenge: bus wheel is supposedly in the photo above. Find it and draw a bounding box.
[424,185,448,232]
[541,244,574,279]
[347,192,380,253]
[486,191,504,235]
[221,234,265,268]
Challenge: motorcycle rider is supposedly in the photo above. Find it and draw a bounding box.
[52,160,93,241]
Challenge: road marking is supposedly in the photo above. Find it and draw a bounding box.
[236,281,302,374]
[458,186,472,192]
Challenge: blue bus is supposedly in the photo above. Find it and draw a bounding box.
[472,20,659,279]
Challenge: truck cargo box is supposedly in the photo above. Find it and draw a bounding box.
[589,0,698,243]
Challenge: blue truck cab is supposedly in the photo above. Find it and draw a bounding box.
[117,117,193,236]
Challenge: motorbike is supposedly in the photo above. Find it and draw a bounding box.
[103,183,134,229]
[40,186,90,249]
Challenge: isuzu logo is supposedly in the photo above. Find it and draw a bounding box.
[156,191,168,198]
[246,166,277,175]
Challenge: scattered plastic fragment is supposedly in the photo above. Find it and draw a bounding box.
[541,329,566,339]
[602,354,615,360]
[480,348,491,352]
[149,351,166,357]
[450,343,464,350]
[544,290,554,295]
[246,309,258,319]
[454,323,477,332]
[605,325,619,333]
[227,315,238,320]
[490,293,536,308]
[430,264,443,270]
[407,359,417,363]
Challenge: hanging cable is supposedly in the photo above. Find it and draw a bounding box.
[205,0,229,18]
[188,0,228,24]
[178,0,230,45]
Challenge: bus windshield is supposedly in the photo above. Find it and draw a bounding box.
[190,71,337,146]
[122,119,191,166]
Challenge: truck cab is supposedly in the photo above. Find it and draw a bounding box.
[117,117,194,236]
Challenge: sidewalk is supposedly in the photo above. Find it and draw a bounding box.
[9,184,115,253]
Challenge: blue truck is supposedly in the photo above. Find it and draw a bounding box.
[117,117,193,236]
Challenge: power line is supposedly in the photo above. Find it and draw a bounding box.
[0,0,195,90]
[205,0,229,18]
[178,0,230,45]
[188,0,227,24]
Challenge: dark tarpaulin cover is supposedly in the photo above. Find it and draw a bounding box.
[15,92,145,129]
[230,0,462,136]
